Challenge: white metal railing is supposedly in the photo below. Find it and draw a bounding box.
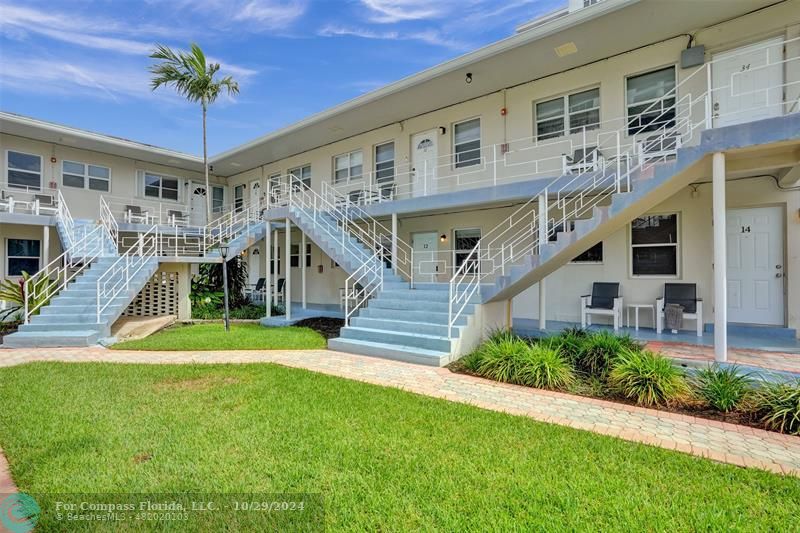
[446,35,800,337]
[99,196,119,247]
[0,183,61,217]
[96,225,158,323]
[23,224,110,323]
[56,189,76,246]
[268,175,415,317]
[344,248,385,325]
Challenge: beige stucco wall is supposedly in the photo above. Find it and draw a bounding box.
[0,133,225,222]
[225,4,800,203]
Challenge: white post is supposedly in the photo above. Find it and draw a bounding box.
[301,231,307,310]
[285,218,292,321]
[42,225,50,266]
[391,212,398,275]
[537,190,547,254]
[539,277,547,331]
[272,228,279,304]
[265,222,272,318]
[713,152,727,362]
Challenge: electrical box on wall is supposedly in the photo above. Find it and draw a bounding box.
[681,45,705,69]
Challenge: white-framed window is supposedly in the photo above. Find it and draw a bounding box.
[143,171,179,201]
[289,165,311,189]
[6,150,42,190]
[374,141,395,183]
[453,228,481,272]
[62,160,111,192]
[630,213,679,277]
[535,88,600,141]
[211,186,225,213]
[7,238,40,276]
[290,243,312,268]
[270,246,281,275]
[333,150,363,185]
[626,66,676,135]
[234,184,245,211]
[453,118,481,168]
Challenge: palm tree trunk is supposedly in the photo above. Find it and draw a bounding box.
[203,101,211,221]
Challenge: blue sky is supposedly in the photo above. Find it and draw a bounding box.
[0,0,563,155]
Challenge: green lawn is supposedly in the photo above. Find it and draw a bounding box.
[111,322,326,351]
[0,363,797,531]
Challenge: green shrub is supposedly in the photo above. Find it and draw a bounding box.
[572,330,631,378]
[516,344,575,390]
[547,327,586,360]
[751,380,800,435]
[693,365,752,412]
[472,331,530,384]
[609,348,689,407]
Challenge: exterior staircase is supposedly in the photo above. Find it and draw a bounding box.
[3,220,159,348]
[329,281,481,366]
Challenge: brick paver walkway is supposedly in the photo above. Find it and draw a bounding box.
[648,342,800,374]
[0,347,799,479]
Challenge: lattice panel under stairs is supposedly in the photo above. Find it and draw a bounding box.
[123,271,179,317]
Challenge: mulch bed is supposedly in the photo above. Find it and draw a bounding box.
[293,317,345,340]
[447,360,773,434]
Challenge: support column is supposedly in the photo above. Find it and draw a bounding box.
[265,222,272,318]
[272,228,279,304]
[537,191,548,331]
[391,212,398,275]
[713,152,727,362]
[42,225,50,266]
[301,231,307,309]
[285,218,292,321]
[539,278,547,330]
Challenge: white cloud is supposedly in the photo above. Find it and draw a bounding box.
[360,0,447,23]
[318,24,467,50]
[232,0,307,27]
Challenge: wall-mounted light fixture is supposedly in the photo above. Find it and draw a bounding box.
[439,126,446,135]
[50,156,57,164]
[440,234,448,243]
[251,248,260,255]
[465,72,472,84]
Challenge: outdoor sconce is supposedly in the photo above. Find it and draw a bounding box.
[465,72,472,84]
[50,156,57,163]
[439,126,446,135]
[251,248,259,255]
[440,234,448,243]
[318,265,324,273]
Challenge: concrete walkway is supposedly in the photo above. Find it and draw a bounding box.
[0,347,799,479]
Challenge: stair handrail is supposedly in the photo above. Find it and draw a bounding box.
[23,223,108,323]
[56,189,76,247]
[99,196,119,247]
[344,247,384,326]
[96,225,159,323]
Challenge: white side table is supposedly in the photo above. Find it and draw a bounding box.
[626,303,654,331]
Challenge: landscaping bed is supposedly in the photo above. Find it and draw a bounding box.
[0,362,797,530]
[293,316,344,340]
[449,329,800,436]
[0,320,21,344]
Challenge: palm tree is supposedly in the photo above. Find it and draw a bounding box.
[149,43,239,219]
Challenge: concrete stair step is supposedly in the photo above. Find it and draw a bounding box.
[328,337,450,367]
[359,306,468,325]
[350,317,461,338]
[341,326,452,352]
[370,298,472,314]
[2,329,100,348]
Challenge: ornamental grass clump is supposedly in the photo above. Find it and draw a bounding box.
[750,380,800,435]
[572,330,636,378]
[515,344,576,390]
[693,364,752,413]
[608,348,689,407]
[470,331,530,383]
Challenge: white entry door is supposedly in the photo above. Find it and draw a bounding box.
[411,130,438,197]
[190,183,207,225]
[412,232,439,282]
[726,206,784,326]
[712,37,783,128]
[250,180,262,211]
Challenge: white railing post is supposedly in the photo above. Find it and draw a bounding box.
[705,64,713,128]
[538,189,548,255]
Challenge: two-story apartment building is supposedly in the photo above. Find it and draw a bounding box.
[2,0,799,365]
